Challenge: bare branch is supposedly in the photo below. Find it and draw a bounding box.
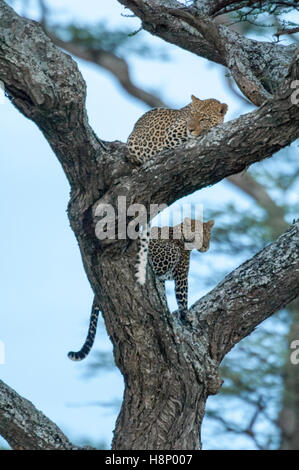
[99,52,299,215]
[0,0,104,190]
[47,32,166,108]
[118,0,297,105]
[0,380,81,450]
[193,221,299,362]
[205,0,299,16]
[275,27,299,41]
[119,0,225,64]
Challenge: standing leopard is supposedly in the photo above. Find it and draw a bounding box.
[136,218,215,323]
[68,218,214,361]
[127,95,228,165]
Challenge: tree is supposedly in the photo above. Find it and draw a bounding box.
[0,0,298,450]
[202,156,299,449]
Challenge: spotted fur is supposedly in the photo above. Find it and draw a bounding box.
[136,218,215,322]
[135,224,151,285]
[68,298,100,361]
[127,95,228,165]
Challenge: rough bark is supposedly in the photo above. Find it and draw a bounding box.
[118,0,297,105]
[109,222,299,449]
[0,0,298,450]
[0,380,80,450]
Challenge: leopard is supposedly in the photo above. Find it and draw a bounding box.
[68,297,100,361]
[127,95,228,165]
[136,217,215,323]
[68,218,214,361]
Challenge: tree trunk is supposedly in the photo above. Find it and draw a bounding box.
[278,300,299,450]
[0,0,299,449]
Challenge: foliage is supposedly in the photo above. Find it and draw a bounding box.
[52,22,169,60]
[186,1,299,41]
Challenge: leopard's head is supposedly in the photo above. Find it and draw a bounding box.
[200,219,215,252]
[176,217,215,252]
[187,95,227,137]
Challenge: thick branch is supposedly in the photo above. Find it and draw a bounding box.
[118,0,297,105]
[98,53,299,219]
[207,0,299,16]
[119,0,225,64]
[0,0,104,192]
[0,380,80,450]
[192,221,299,362]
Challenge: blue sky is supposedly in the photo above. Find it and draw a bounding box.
[0,0,298,449]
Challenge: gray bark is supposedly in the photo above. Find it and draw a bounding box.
[109,222,299,449]
[118,0,297,105]
[0,0,298,450]
[0,380,79,450]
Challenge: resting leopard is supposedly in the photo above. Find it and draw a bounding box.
[127,95,228,165]
[136,218,215,323]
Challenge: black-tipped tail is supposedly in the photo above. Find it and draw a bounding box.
[68,299,100,361]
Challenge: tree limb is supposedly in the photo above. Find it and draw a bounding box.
[96,51,299,218]
[193,221,299,362]
[206,0,299,16]
[0,380,81,450]
[45,32,166,109]
[118,0,297,105]
[274,26,299,41]
[0,0,104,192]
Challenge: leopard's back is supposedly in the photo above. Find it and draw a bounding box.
[127,107,190,165]
[127,95,227,166]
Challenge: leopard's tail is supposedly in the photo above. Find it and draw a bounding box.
[135,224,150,285]
[68,297,100,361]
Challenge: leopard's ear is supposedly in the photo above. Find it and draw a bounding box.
[220,103,228,115]
[181,217,193,241]
[206,219,215,229]
[191,95,201,102]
